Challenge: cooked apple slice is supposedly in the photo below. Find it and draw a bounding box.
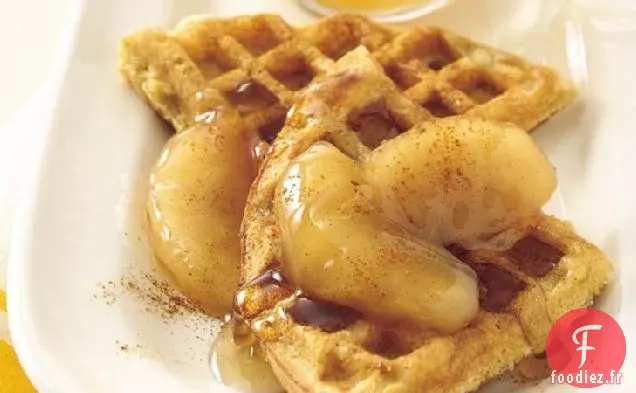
[275,142,479,333]
[148,122,255,316]
[365,117,556,248]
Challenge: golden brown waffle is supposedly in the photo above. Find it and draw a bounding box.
[119,13,577,139]
[238,48,611,393]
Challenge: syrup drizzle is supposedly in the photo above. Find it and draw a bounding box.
[226,81,279,113]
[212,268,361,391]
[210,318,284,393]
[258,115,286,144]
[235,269,293,320]
[288,296,361,333]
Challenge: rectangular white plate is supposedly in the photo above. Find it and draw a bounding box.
[7,0,636,392]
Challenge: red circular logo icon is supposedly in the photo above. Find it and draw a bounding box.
[546,308,626,388]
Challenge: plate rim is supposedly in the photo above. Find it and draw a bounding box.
[7,0,88,391]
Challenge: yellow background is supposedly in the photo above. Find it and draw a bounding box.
[0,290,36,392]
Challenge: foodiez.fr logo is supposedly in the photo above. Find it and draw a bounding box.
[546,308,626,388]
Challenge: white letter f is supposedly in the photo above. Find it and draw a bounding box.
[572,324,602,368]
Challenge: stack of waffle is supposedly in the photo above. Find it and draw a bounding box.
[120,13,611,393]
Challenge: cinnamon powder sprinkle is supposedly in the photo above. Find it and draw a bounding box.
[122,273,203,319]
[95,281,117,306]
[96,272,204,320]
[115,340,145,354]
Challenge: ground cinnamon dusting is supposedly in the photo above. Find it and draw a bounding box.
[115,340,145,354]
[95,281,117,306]
[120,273,203,319]
[96,272,204,320]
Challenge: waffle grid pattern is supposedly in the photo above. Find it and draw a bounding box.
[236,48,609,393]
[119,14,576,142]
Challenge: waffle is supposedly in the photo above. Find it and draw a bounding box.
[238,48,611,393]
[119,13,577,140]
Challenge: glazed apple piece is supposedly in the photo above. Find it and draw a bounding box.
[365,117,557,248]
[275,142,480,333]
[147,122,255,316]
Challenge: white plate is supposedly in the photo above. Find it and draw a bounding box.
[7,0,636,392]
